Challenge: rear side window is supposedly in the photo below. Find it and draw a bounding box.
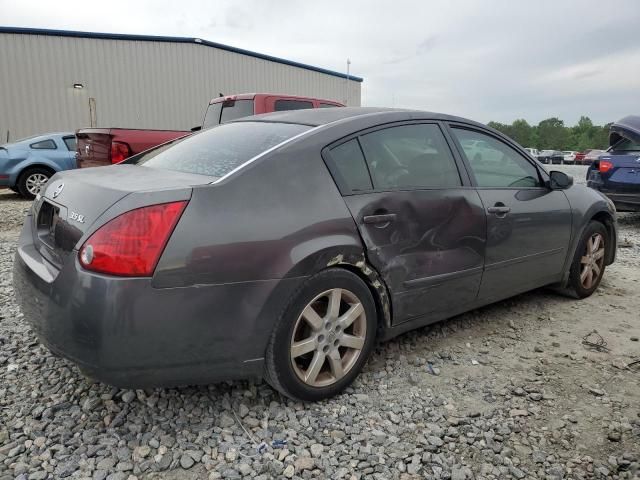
[319,103,339,108]
[63,136,77,151]
[133,121,311,178]
[358,124,461,189]
[327,139,372,193]
[30,139,57,150]
[274,100,313,111]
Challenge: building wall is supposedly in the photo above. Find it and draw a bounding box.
[0,32,362,141]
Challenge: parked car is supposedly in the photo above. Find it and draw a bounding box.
[0,132,76,198]
[583,148,607,165]
[563,151,577,164]
[525,147,539,158]
[574,151,586,164]
[14,108,617,401]
[587,115,640,211]
[537,150,564,164]
[201,93,343,129]
[76,93,344,168]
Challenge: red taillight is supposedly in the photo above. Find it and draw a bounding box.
[599,161,613,173]
[110,141,131,164]
[79,201,188,277]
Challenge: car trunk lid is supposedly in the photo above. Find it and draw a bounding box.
[33,164,210,268]
[609,115,640,147]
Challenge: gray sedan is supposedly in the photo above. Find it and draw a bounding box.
[13,108,617,401]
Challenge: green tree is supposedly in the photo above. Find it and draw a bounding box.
[536,117,569,150]
[509,119,533,147]
[570,116,596,151]
[486,116,612,151]
[487,121,512,138]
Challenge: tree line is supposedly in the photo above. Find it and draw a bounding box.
[487,116,611,152]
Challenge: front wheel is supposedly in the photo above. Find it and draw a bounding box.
[567,221,608,298]
[264,269,377,401]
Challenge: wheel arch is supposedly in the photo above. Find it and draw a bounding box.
[283,246,393,333]
[560,207,616,288]
[17,162,57,180]
[589,210,616,265]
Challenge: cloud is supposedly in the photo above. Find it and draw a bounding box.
[1,0,638,125]
[416,35,438,55]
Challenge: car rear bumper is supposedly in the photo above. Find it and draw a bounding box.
[599,192,640,212]
[13,215,303,388]
[588,175,640,212]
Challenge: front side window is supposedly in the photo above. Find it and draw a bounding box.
[132,121,310,178]
[63,136,77,151]
[358,124,461,189]
[451,128,542,188]
[327,139,372,193]
[274,100,313,111]
[30,139,57,150]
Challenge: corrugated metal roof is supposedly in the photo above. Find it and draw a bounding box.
[0,26,364,82]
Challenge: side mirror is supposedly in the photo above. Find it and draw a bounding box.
[549,170,573,189]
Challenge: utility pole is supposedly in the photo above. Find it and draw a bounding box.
[345,58,351,105]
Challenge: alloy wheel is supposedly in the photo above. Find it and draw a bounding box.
[25,173,49,196]
[290,288,367,387]
[580,233,605,289]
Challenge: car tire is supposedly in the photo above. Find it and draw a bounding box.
[10,186,19,193]
[17,167,52,199]
[566,221,608,298]
[264,268,378,401]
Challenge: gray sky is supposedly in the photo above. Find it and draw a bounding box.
[2,0,639,125]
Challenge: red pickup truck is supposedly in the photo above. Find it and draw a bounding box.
[76,93,343,167]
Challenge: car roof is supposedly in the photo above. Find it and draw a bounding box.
[4,132,74,147]
[232,107,484,128]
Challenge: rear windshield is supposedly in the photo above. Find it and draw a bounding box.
[131,121,311,178]
[202,99,255,129]
[614,138,640,152]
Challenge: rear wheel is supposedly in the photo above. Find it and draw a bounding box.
[567,221,607,298]
[265,269,377,401]
[17,167,52,199]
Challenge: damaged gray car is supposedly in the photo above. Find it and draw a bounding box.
[14,107,617,401]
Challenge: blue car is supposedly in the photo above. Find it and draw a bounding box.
[0,132,77,198]
[587,115,640,212]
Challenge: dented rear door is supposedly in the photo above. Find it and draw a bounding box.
[324,122,486,325]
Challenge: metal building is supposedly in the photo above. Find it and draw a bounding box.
[0,27,363,141]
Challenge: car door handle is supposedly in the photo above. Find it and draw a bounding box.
[487,206,511,215]
[363,213,397,225]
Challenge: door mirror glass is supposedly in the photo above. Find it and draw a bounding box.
[549,170,573,189]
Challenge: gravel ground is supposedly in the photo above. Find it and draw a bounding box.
[1,167,639,480]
